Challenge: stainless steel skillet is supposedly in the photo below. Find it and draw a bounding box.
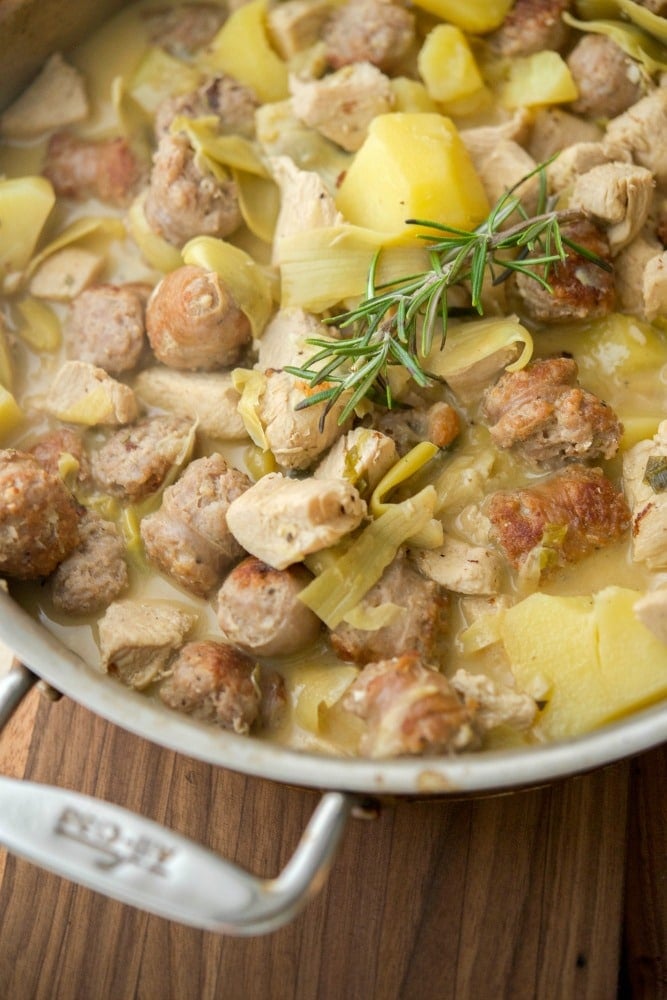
[1,0,666,936]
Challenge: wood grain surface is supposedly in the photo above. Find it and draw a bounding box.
[0,681,665,1000]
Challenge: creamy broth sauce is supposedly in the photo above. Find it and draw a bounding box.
[2,0,667,756]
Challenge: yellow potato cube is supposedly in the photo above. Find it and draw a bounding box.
[410,0,513,34]
[500,588,667,741]
[498,51,579,109]
[335,113,490,239]
[391,77,438,113]
[418,25,484,104]
[204,0,288,103]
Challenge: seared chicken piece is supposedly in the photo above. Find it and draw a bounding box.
[313,427,398,494]
[98,599,196,689]
[289,62,393,152]
[623,421,667,569]
[569,162,654,255]
[226,472,366,569]
[451,669,537,733]
[412,535,504,596]
[42,361,139,427]
[133,367,247,440]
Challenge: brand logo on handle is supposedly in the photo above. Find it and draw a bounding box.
[55,806,175,875]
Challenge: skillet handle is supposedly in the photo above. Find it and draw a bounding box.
[0,663,355,935]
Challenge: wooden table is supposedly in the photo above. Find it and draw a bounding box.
[0,678,665,1000]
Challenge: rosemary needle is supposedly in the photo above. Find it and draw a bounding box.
[284,161,611,427]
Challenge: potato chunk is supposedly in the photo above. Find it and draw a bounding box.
[418,25,484,104]
[335,112,489,238]
[499,587,667,740]
[409,0,513,34]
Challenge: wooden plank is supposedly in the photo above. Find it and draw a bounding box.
[0,694,634,1000]
[621,744,667,997]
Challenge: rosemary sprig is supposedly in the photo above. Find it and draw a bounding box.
[285,162,611,427]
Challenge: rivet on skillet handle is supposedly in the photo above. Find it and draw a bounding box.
[0,663,357,935]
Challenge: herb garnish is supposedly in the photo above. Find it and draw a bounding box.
[285,161,611,427]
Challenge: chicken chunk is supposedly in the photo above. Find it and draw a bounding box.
[622,421,667,569]
[225,472,366,570]
[98,599,196,689]
[546,141,631,195]
[140,454,251,597]
[486,0,571,57]
[527,107,603,163]
[0,53,88,139]
[322,0,416,73]
[257,369,349,470]
[154,73,259,140]
[289,62,393,152]
[507,218,615,323]
[267,0,333,60]
[340,652,479,758]
[65,283,151,375]
[51,510,128,615]
[569,162,654,255]
[313,427,398,494]
[330,552,449,665]
[270,156,344,264]
[146,265,251,371]
[450,669,537,733]
[486,464,631,570]
[43,132,145,206]
[0,449,80,579]
[144,2,226,57]
[217,556,321,656]
[257,307,330,372]
[143,133,241,247]
[91,415,195,501]
[159,639,260,733]
[633,588,667,645]
[567,34,644,119]
[412,535,504,596]
[41,361,139,427]
[481,356,623,467]
[604,89,667,188]
[466,139,539,212]
[133,366,247,440]
[643,251,667,322]
[614,228,665,318]
[460,110,532,164]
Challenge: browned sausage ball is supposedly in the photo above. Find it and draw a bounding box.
[146,264,251,370]
[0,449,81,579]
